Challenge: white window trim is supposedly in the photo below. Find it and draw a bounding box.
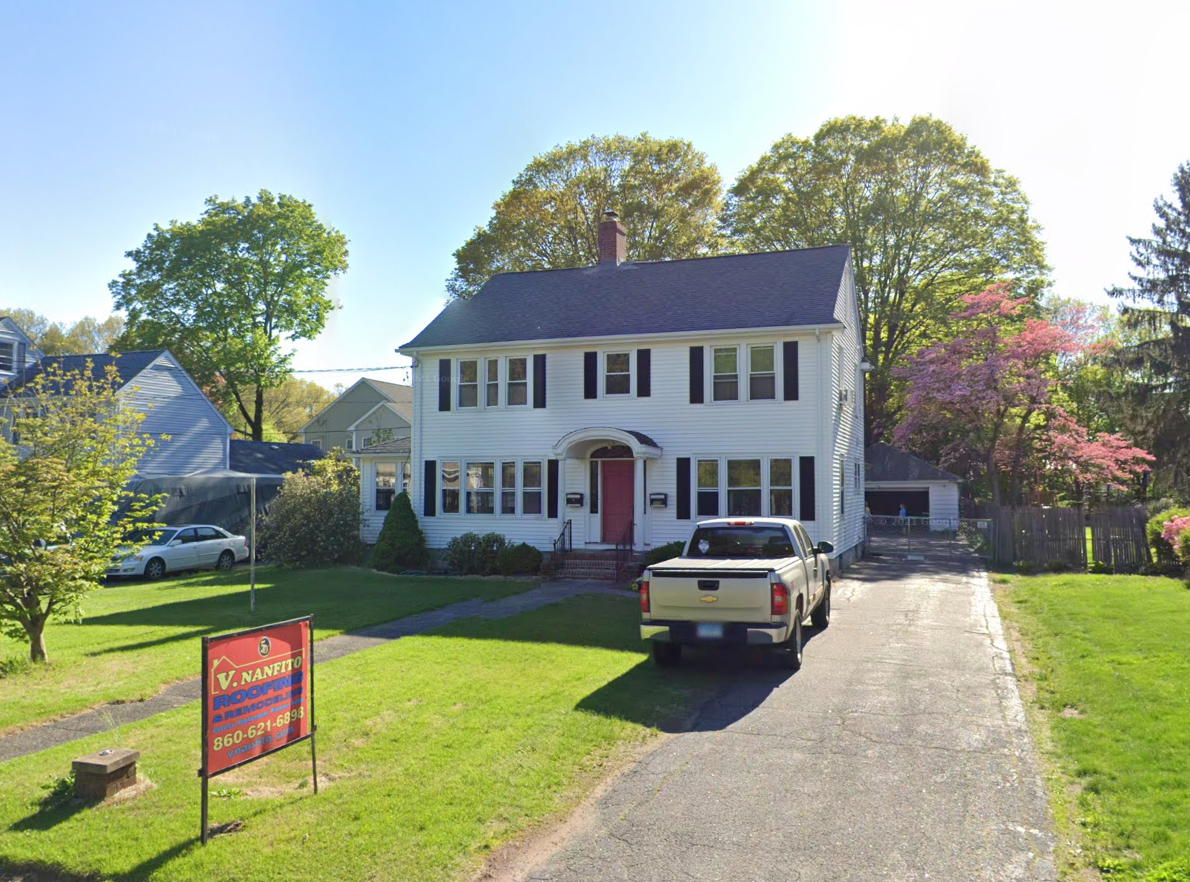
[688,454,801,519]
[457,358,480,409]
[703,343,784,404]
[445,354,535,412]
[602,350,632,397]
[375,462,398,512]
[437,457,545,518]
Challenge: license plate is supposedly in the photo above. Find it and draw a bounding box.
[696,622,724,640]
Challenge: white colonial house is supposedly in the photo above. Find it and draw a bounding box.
[398,212,867,569]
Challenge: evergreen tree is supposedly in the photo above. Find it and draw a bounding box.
[1107,162,1190,492]
[369,491,428,572]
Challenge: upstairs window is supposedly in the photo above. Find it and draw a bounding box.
[466,462,495,514]
[749,345,776,400]
[376,463,396,511]
[458,360,479,408]
[0,343,13,373]
[713,347,738,401]
[486,358,500,407]
[507,357,528,406]
[605,352,631,395]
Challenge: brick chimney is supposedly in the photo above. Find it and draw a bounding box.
[598,210,627,266]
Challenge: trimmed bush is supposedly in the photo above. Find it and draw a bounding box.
[1148,506,1190,558]
[497,542,543,576]
[260,453,363,568]
[643,541,685,567]
[1177,527,1190,567]
[445,532,508,575]
[369,491,428,573]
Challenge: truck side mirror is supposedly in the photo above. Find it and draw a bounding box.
[816,541,834,555]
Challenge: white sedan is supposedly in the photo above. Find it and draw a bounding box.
[106,525,250,580]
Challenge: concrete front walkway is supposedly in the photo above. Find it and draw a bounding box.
[517,558,1056,881]
[0,581,632,765]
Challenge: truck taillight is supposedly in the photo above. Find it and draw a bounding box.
[639,580,650,614]
[770,580,789,616]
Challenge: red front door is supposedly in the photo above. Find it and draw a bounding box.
[601,461,634,544]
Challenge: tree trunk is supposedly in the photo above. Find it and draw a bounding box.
[25,620,48,664]
[988,448,1002,505]
[252,385,265,442]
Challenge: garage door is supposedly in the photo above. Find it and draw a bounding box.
[865,489,929,517]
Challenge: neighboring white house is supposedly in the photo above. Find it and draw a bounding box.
[4,349,235,477]
[0,317,44,385]
[864,442,961,524]
[397,211,867,569]
[300,377,412,452]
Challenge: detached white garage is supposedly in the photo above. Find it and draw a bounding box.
[865,443,960,523]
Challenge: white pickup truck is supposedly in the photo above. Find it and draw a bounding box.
[639,517,833,670]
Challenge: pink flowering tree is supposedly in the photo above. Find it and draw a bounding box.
[895,284,1152,503]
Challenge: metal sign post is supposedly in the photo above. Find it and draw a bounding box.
[249,477,256,614]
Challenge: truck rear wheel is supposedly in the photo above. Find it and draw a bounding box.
[812,576,831,629]
[651,642,682,667]
[778,612,803,671]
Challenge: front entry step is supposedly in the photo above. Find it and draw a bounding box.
[554,554,646,582]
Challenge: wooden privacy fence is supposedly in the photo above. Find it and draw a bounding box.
[979,505,1151,572]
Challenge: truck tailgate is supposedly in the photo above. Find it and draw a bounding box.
[648,567,772,622]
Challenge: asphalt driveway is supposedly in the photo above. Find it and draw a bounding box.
[516,557,1056,881]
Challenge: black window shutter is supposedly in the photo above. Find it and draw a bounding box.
[438,359,451,412]
[676,457,691,520]
[637,348,651,397]
[423,460,437,517]
[799,456,816,521]
[547,459,559,518]
[533,353,547,408]
[583,351,597,399]
[783,341,799,401]
[688,347,704,404]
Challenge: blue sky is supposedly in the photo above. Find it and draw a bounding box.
[1,0,1187,391]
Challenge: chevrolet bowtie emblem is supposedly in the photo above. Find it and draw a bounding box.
[699,596,718,603]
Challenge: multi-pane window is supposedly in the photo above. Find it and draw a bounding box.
[507,357,528,406]
[770,458,793,516]
[749,345,776,400]
[522,461,543,514]
[727,459,762,515]
[466,462,495,514]
[0,343,13,373]
[486,358,500,407]
[501,462,517,514]
[605,352,630,395]
[713,347,738,401]
[441,461,461,513]
[697,460,720,517]
[458,360,479,408]
[375,463,396,511]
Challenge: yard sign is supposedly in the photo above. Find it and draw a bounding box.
[200,616,317,844]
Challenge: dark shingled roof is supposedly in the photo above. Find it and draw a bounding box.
[402,245,851,349]
[866,443,960,483]
[230,440,327,475]
[5,350,166,394]
[356,437,412,456]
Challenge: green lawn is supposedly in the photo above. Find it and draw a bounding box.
[0,595,719,882]
[996,572,1190,880]
[0,568,534,733]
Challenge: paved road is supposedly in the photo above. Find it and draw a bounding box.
[0,581,632,765]
[521,557,1056,882]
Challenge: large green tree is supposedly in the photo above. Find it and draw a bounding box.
[447,133,722,299]
[722,116,1049,442]
[0,361,163,662]
[110,190,349,441]
[0,308,124,355]
[1107,161,1190,493]
[217,376,337,442]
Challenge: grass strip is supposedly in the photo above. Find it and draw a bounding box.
[0,594,718,882]
[0,568,533,733]
[996,572,1190,880]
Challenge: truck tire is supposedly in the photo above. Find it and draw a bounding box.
[778,611,803,671]
[651,642,682,667]
[811,576,832,629]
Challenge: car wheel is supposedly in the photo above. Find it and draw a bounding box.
[651,642,682,667]
[779,610,803,671]
[812,576,832,629]
[144,558,167,580]
[216,550,235,571]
